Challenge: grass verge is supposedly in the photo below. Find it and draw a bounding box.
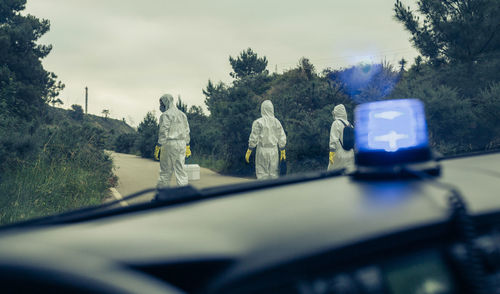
[187,154,227,173]
[0,155,113,225]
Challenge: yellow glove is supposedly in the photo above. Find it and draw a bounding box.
[329,151,335,164]
[280,149,286,161]
[154,144,161,161]
[186,145,192,158]
[245,149,252,163]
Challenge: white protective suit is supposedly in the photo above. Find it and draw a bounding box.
[248,100,286,179]
[328,104,355,172]
[157,94,190,188]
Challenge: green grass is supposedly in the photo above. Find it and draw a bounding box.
[187,154,227,173]
[0,156,112,225]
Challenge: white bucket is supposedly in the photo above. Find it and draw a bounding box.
[184,164,200,181]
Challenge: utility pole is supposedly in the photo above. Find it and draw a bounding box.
[85,86,88,114]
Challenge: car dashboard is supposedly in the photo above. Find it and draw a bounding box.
[0,152,500,294]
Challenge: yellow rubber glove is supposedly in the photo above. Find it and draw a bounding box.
[329,151,335,164]
[186,145,192,158]
[280,149,286,161]
[245,149,252,163]
[154,144,161,161]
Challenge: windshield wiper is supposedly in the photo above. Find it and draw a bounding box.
[156,168,345,204]
[0,169,346,229]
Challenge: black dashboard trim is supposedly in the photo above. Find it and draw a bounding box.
[206,210,500,294]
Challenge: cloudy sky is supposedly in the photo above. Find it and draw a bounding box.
[25,0,418,126]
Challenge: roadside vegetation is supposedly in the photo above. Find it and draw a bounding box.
[0,1,120,224]
[0,122,115,224]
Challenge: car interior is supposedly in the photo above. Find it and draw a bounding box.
[1,99,499,294]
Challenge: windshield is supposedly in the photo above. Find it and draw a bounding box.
[1,0,499,225]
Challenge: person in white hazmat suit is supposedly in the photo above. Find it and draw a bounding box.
[154,94,191,188]
[245,100,287,179]
[328,104,355,172]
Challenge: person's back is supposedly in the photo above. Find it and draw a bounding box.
[247,100,286,179]
[252,114,284,149]
[159,100,189,144]
[157,94,190,189]
[328,104,355,172]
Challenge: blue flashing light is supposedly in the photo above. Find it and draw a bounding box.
[354,99,430,166]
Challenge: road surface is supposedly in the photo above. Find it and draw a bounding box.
[108,152,252,204]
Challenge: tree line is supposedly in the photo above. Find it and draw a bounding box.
[129,0,500,176]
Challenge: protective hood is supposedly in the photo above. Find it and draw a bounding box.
[333,104,348,121]
[160,94,175,111]
[261,100,275,118]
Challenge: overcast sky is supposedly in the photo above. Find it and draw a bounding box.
[25,0,418,127]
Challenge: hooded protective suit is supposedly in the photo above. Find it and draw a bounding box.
[248,100,286,179]
[157,94,190,188]
[328,104,355,172]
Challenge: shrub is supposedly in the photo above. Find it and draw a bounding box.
[474,82,500,149]
[114,133,138,154]
[0,121,114,225]
[136,112,158,159]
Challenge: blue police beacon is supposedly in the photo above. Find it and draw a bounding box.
[353,99,439,177]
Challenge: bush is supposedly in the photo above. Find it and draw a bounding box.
[0,114,39,173]
[0,121,114,225]
[114,133,138,154]
[136,112,158,158]
[186,106,216,157]
[70,104,84,121]
[0,152,112,225]
[391,70,495,155]
[474,82,500,150]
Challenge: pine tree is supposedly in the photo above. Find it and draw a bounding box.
[229,48,268,79]
[394,0,500,65]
